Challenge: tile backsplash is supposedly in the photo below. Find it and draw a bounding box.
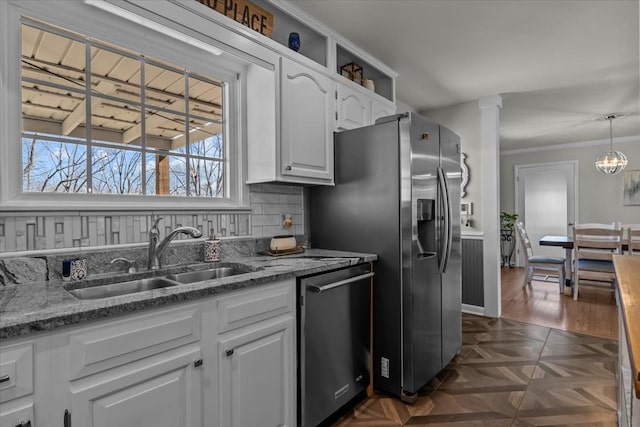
[0,184,304,254]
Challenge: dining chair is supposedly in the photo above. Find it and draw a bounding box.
[572,223,623,300]
[624,224,640,255]
[515,222,565,293]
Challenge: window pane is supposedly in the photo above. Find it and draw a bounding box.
[168,155,187,196]
[145,63,186,106]
[189,159,224,197]
[189,131,224,159]
[92,97,143,149]
[146,109,186,154]
[22,25,88,142]
[188,75,223,124]
[22,137,87,193]
[19,21,230,202]
[91,147,142,195]
[145,153,157,195]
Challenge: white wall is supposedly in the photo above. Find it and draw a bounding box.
[396,99,417,114]
[422,100,483,232]
[501,137,640,225]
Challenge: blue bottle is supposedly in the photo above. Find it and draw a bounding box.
[288,32,300,52]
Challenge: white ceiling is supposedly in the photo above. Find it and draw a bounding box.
[289,0,640,151]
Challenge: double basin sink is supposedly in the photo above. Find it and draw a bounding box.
[66,264,258,300]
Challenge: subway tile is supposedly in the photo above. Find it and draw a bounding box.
[1,184,300,253]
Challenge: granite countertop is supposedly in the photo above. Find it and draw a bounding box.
[613,255,640,399]
[0,249,377,339]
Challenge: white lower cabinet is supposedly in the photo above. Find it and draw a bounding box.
[69,345,203,427]
[218,316,294,427]
[0,342,35,427]
[0,279,296,427]
[216,279,296,427]
[0,402,34,427]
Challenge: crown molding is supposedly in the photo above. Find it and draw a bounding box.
[501,134,640,156]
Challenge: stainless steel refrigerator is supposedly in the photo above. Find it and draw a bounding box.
[309,112,462,402]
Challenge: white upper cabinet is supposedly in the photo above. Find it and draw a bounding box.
[159,0,397,185]
[371,97,398,124]
[279,57,334,184]
[336,83,370,131]
[336,82,398,131]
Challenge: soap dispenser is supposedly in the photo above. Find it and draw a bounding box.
[204,229,220,262]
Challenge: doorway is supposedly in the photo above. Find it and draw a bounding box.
[514,161,578,265]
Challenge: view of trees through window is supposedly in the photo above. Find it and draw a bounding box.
[21,20,226,198]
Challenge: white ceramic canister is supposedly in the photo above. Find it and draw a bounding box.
[269,235,297,252]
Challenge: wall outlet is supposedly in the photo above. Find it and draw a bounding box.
[381,357,389,378]
[282,213,293,229]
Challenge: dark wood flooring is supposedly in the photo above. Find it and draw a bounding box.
[330,269,618,426]
[501,267,617,340]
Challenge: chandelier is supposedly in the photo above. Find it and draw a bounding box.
[595,114,628,175]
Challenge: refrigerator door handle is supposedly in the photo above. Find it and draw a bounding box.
[441,169,453,272]
[437,167,450,273]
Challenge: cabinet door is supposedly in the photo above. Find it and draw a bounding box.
[0,403,33,427]
[280,57,334,183]
[70,346,203,427]
[370,98,397,124]
[218,316,295,427]
[336,83,370,131]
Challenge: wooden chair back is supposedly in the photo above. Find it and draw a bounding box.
[573,223,622,281]
[573,223,623,260]
[515,221,534,259]
[624,224,640,255]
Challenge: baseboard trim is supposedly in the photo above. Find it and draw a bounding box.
[462,304,485,316]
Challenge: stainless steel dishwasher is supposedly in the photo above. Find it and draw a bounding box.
[298,263,374,427]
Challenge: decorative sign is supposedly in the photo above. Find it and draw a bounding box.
[197,0,274,37]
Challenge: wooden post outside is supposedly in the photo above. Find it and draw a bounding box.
[156,154,170,195]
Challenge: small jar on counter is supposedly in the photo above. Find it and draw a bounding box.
[204,230,220,262]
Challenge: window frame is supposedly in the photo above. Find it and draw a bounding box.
[1,0,250,212]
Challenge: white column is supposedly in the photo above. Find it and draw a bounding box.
[479,94,502,318]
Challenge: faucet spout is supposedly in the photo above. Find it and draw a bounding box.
[148,224,202,270]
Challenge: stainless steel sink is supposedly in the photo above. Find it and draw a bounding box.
[67,277,179,300]
[167,267,249,284]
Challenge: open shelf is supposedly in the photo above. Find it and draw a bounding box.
[253,0,327,67]
[336,44,394,102]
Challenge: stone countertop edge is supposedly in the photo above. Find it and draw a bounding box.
[0,250,377,339]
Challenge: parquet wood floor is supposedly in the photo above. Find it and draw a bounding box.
[330,268,618,426]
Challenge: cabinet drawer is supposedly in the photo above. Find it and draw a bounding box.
[0,402,34,426]
[217,280,294,333]
[0,343,33,403]
[69,304,201,380]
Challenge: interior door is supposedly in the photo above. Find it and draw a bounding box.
[516,162,577,263]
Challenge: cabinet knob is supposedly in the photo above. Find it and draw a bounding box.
[0,375,10,383]
[194,359,203,367]
[226,349,234,357]
[285,165,292,171]
[15,421,31,427]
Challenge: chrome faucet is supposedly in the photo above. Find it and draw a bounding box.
[147,217,202,269]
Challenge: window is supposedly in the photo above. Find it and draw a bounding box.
[21,21,227,198]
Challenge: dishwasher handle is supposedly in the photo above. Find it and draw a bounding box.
[307,272,374,293]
